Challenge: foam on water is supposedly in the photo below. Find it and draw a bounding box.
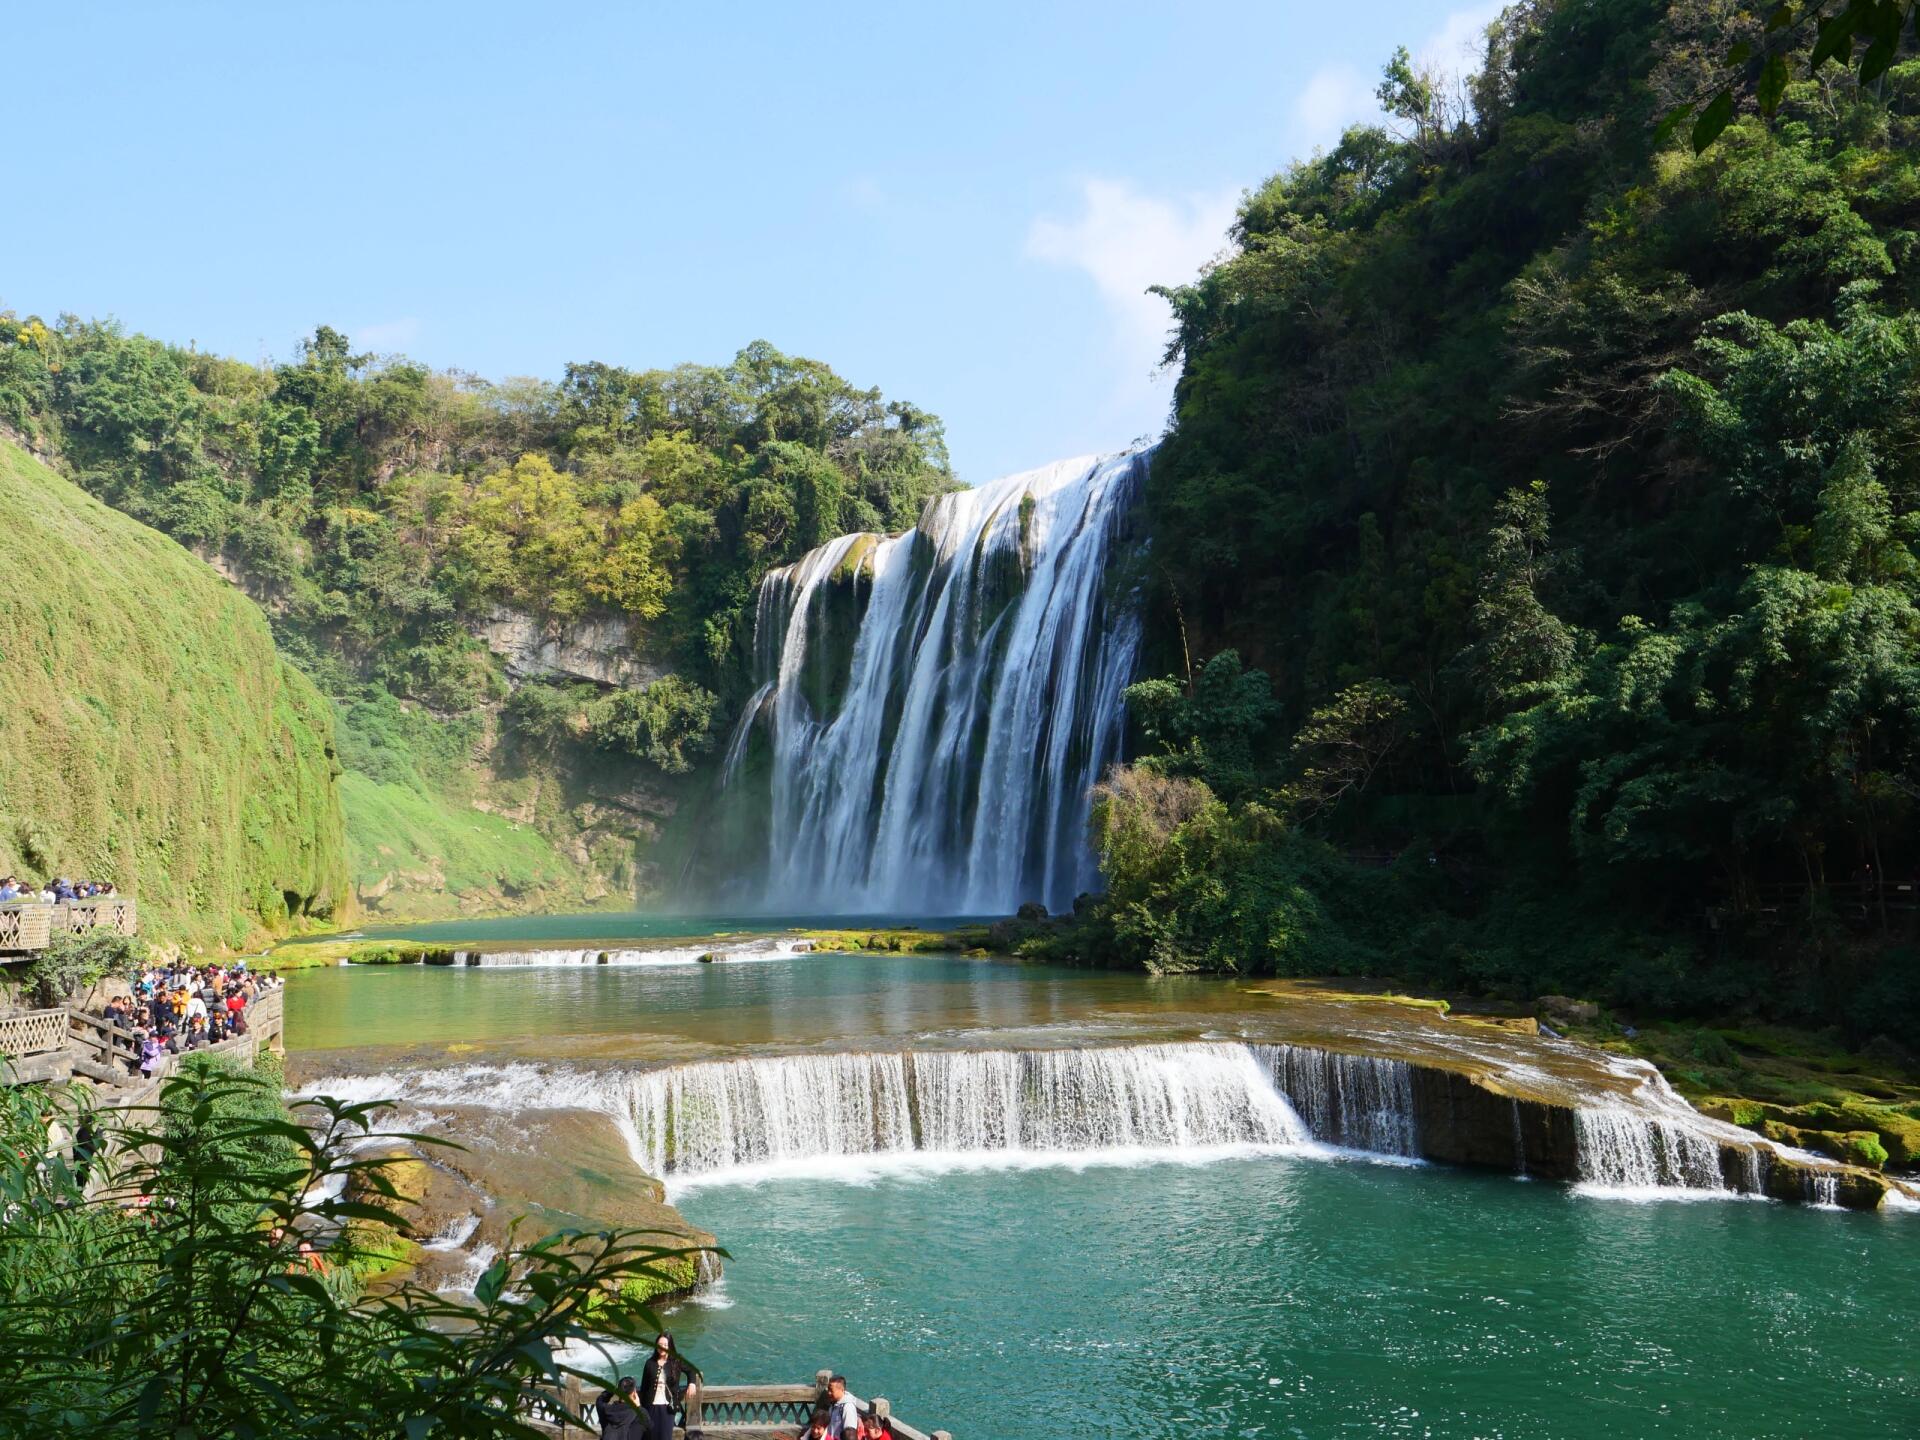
[456,937,807,968]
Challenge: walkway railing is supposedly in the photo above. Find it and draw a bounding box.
[2,989,283,1089]
[0,1007,70,1057]
[0,898,138,953]
[528,1370,950,1439]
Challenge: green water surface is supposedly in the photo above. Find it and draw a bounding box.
[282,932,1920,1436]
[665,1154,1919,1438]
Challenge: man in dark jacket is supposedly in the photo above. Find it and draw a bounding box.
[594,1376,643,1440]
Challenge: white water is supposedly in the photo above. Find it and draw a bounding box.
[1572,1107,1738,1197]
[305,1039,1870,1206]
[455,938,807,968]
[423,1213,481,1252]
[726,450,1146,913]
[1254,1044,1419,1157]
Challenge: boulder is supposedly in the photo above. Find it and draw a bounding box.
[1537,995,1599,1026]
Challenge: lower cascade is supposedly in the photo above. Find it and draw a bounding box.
[453,939,806,967]
[626,1044,1309,1177]
[1253,1044,1419,1158]
[1571,1108,1749,1193]
[315,1039,1811,1200]
[720,450,1147,914]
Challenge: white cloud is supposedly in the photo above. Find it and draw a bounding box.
[1292,63,1386,156]
[1289,2,1507,156]
[1418,0,1505,74]
[1026,178,1238,440]
[353,317,421,352]
[843,175,887,212]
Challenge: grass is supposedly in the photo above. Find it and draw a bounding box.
[339,770,589,915]
[0,438,346,950]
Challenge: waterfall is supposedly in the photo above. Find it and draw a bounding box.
[725,449,1146,913]
[1254,1044,1420,1157]
[1572,1107,1738,1194]
[624,1044,1310,1181]
[455,938,806,967]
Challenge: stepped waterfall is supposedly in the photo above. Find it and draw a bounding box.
[314,1040,1805,1202]
[722,450,1147,913]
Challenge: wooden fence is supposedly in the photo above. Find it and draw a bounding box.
[0,898,137,953]
[2,988,283,1088]
[0,1007,71,1057]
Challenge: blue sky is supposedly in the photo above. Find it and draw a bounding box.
[6,1,1497,483]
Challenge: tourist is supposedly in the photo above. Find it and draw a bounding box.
[797,1412,832,1440]
[0,875,19,900]
[594,1376,643,1440]
[139,1033,166,1079]
[824,1376,859,1439]
[857,1411,890,1439]
[636,1332,691,1440]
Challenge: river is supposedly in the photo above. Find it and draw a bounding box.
[281,924,1920,1437]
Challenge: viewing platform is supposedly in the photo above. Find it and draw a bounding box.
[0,897,138,953]
[529,1370,951,1439]
[0,988,283,1089]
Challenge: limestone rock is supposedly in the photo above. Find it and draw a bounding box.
[475,605,668,689]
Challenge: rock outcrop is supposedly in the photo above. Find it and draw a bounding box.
[475,606,668,689]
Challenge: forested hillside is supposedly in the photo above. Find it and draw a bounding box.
[1087,0,1920,1034]
[0,438,345,948]
[0,321,953,916]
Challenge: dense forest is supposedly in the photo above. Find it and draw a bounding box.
[1081,0,1920,1036]
[0,319,953,917]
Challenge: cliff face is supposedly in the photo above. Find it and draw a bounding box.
[473,606,670,689]
[0,439,348,949]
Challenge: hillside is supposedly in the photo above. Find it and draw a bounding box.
[0,436,347,948]
[0,320,953,916]
[1076,0,1920,1036]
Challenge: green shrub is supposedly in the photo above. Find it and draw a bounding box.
[587,676,718,774]
[19,931,144,1009]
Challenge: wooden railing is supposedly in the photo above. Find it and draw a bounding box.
[0,898,137,952]
[0,905,53,951]
[4,986,282,1086]
[0,1008,71,1057]
[527,1371,949,1439]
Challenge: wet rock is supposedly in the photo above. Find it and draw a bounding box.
[1537,995,1599,1027]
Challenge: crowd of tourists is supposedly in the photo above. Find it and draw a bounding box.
[595,1339,887,1440]
[0,875,118,903]
[100,961,282,1078]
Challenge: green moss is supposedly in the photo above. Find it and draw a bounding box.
[0,438,346,950]
[1846,1131,1890,1169]
[344,942,456,966]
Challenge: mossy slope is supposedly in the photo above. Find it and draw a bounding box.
[0,438,347,948]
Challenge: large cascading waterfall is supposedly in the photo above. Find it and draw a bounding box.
[725,449,1147,913]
